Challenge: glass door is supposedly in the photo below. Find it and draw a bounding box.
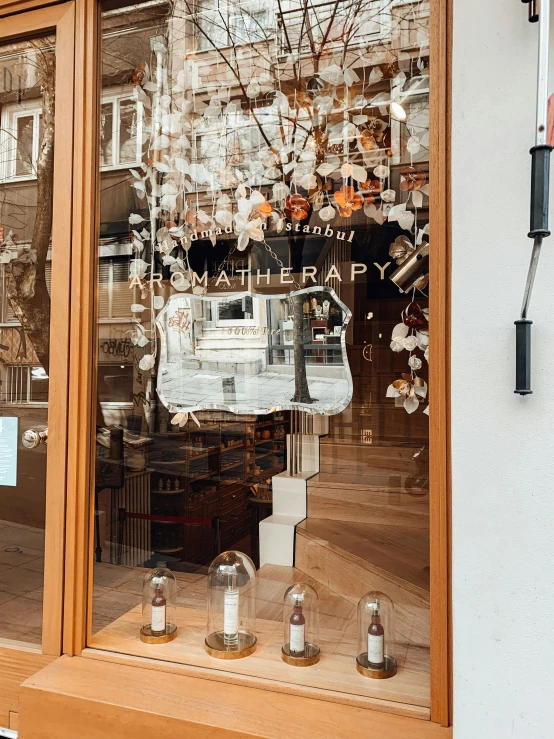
[0,5,74,652]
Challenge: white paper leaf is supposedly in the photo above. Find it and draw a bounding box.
[151,134,171,151]
[373,165,390,179]
[340,163,353,178]
[407,137,421,155]
[155,162,172,173]
[139,354,156,371]
[386,383,399,398]
[153,296,165,310]
[398,211,415,231]
[129,169,143,180]
[392,323,410,339]
[349,165,365,183]
[387,204,406,223]
[131,303,146,313]
[404,396,419,414]
[129,213,145,225]
[352,115,368,125]
[317,162,335,177]
[343,67,360,87]
[411,190,423,209]
[319,205,336,221]
[368,67,383,85]
[373,208,385,225]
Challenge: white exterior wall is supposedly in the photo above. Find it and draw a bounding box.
[452,1,554,737]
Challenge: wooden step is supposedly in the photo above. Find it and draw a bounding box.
[308,473,428,527]
[18,654,450,739]
[309,471,429,498]
[295,519,429,647]
[318,441,428,476]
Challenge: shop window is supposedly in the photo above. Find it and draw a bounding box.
[91,0,434,719]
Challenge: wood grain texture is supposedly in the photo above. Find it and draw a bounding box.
[0,642,54,727]
[42,0,75,658]
[91,605,429,712]
[0,1,66,26]
[308,473,429,527]
[0,0,63,16]
[19,655,452,739]
[0,0,76,659]
[429,0,452,727]
[63,0,100,658]
[295,521,430,648]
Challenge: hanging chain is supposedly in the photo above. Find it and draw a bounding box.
[261,239,301,290]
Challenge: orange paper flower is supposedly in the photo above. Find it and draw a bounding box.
[284,194,310,221]
[333,185,363,217]
[399,165,426,191]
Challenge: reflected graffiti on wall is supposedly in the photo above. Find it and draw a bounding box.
[155,286,352,415]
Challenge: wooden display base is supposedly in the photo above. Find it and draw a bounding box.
[281,643,320,667]
[204,631,257,659]
[356,654,397,679]
[140,624,178,645]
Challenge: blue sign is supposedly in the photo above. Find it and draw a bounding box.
[0,416,18,486]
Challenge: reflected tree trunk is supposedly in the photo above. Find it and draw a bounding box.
[290,292,314,404]
[5,50,55,374]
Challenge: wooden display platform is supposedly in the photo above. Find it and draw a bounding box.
[90,564,430,717]
[18,655,451,739]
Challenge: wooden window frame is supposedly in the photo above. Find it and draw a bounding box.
[0,0,452,730]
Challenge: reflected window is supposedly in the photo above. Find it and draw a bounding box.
[1,91,141,181]
[0,104,42,180]
[215,296,256,325]
[100,91,142,169]
[98,259,134,320]
[196,0,274,51]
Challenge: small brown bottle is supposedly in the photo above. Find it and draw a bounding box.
[289,594,306,658]
[367,601,385,668]
[151,583,167,637]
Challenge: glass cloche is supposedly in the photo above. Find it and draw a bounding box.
[140,567,177,644]
[356,591,397,678]
[205,550,257,659]
[281,583,320,666]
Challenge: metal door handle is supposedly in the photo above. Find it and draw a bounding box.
[22,428,48,449]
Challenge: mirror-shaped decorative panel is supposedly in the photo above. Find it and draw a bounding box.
[155,287,352,415]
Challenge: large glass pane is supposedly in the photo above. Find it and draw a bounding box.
[91,0,431,710]
[0,35,56,645]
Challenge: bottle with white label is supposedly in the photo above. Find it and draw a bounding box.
[289,594,306,658]
[223,571,239,646]
[367,601,385,668]
[151,583,167,637]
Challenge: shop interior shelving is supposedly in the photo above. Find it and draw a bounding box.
[146,412,289,565]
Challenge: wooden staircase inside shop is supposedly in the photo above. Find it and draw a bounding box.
[294,399,430,649]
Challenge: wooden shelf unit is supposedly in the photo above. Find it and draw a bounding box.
[143,412,289,565]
